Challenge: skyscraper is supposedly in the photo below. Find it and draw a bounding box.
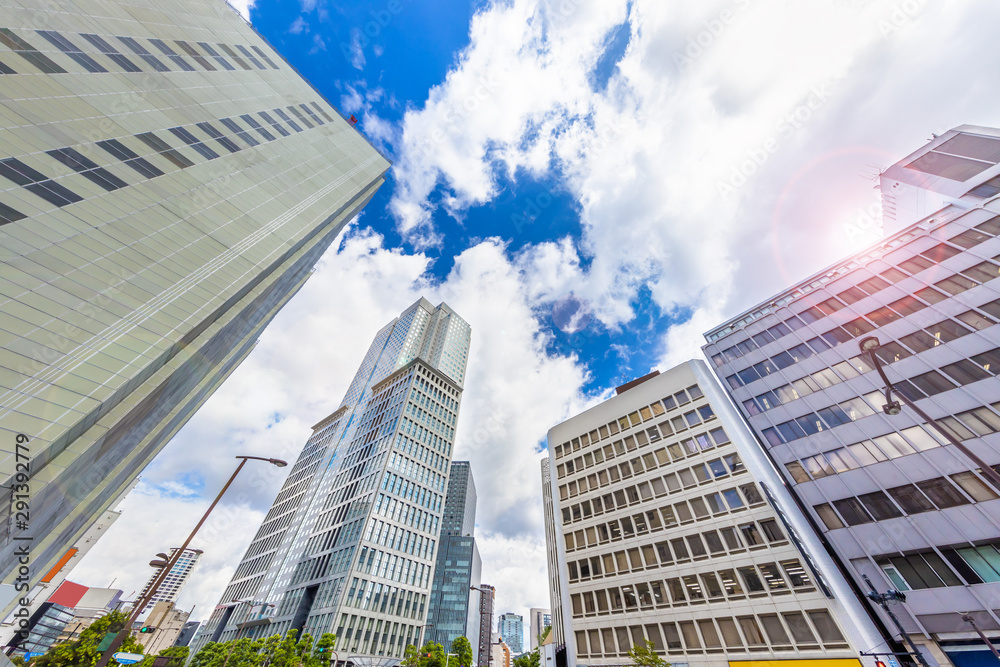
[498,613,523,655]
[137,548,203,606]
[705,125,1000,666]
[426,462,483,663]
[475,585,495,667]
[539,460,565,662]
[0,0,390,609]
[192,298,470,661]
[544,363,886,666]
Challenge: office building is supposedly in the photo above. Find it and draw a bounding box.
[192,298,470,662]
[529,608,551,650]
[0,0,390,612]
[426,462,483,663]
[498,613,523,655]
[540,460,565,663]
[138,548,202,606]
[492,634,512,667]
[475,585,495,667]
[134,601,191,655]
[174,621,200,647]
[705,125,1000,667]
[544,362,886,667]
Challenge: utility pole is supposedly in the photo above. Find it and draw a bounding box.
[861,574,929,667]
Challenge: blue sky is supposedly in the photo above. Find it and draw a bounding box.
[73,0,1000,642]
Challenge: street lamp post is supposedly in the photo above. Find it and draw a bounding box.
[95,456,287,667]
[858,336,1000,492]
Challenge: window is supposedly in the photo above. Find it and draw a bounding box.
[0,157,83,207]
[782,612,817,645]
[956,309,997,331]
[739,523,764,546]
[950,471,999,501]
[740,483,763,505]
[832,497,872,525]
[941,359,992,385]
[955,545,1000,582]
[858,491,903,520]
[738,567,765,593]
[36,30,107,72]
[704,531,725,553]
[781,560,812,587]
[887,484,936,514]
[720,527,742,550]
[47,147,128,191]
[758,563,788,591]
[760,519,784,542]
[96,139,164,178]
[899,254,934,274]
[908,370,956,397]
[738,617,766,646]
[80,33,141,71]
[916,478,969,508]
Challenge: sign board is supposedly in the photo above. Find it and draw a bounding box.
[113,653,145,664]
[24,653,44,660]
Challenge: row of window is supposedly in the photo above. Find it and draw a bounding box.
[0,104,328,216]
[711,216,1000,364]
[559,424,731,499]
[567,518,786,583]
[388,451,444,493]
[372,492,440,537]
[760,347,1000,447]
[554,385,705,460]
[564,482,767,553]
[571,558,814,621]
[787,404,1000,483]
[561,452,746,523]
[814,469,998,529]
[362,518,435,561]
[875,540,1000,591]
[335,609,424,657]
[354,546,430,590]
[573,608,847,658]
[0,27,279,75]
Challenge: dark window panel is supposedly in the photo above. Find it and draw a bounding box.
[843,317,875,337]
[858,491,903,520]
[949,228,993,249]
[955,309,997,331]
[174,40,215,70]
[821,327,852,346]
[881,267,909,283]
[219,117,260,147]
[837,285,868,304]
[288,105,314,129]
[857,275,891,294]
[872,341,910,365]
[797,307,823,324]
[149,38,194,70]
[274,107,302,132]
[832,497,873,526]
[751,330,775,347]
[0,157,49,185]
[941,359,992,386]
[96,139,164,178]
[169,127,220,160]
[300,103,325,125]
[116,36,169,71]
[218,43,251,69]
[196,122,241,152]
[235,44,264,68]
[36,30,106,72]
[135,132,195,168]
[259,110,291,137]
[921,242,964,263]
[768,321,792,338]
[787,343,814,362]
[916,477,970,508]
[962,261,1000,284]
[971,348,1000,374]
[0,28,66,73]
[908,370,956,397]
[887,484,936,514]
[0,201,27,225]
[866,306,901,327]
[311,101,334,122]
[898,330,937,353]
[898,254,934,275]
[251,44,279,69]
[977,216,1000,235]
[925,318,973,343]
[197,42,235,69]
[888,295,927,316]
[25,181,84,206]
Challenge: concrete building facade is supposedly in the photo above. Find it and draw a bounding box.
[138,548,202,606]
[544,362,887,667]
[540,459,565,661]
[192,298,470,663]
[475,585,495,667]
[0,0,390,613]
[705,126,1000,667]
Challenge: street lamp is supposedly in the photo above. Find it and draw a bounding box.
[858,337,1000,491]
[95,456,287,667]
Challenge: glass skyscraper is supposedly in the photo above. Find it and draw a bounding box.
[0,0,389,613]
[705,125,1000,666]
[193,298,471,662]
[426,461,483,663]
[498,613,523,655]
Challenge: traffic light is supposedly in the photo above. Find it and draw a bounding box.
[316,648,327,653]
[139,626,157,634]
[875,661,887,667]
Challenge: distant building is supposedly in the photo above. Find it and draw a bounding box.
[491,634,512,667]
[135,601,190,655]
[528,608,551,650]
[174,621,201,647]
[539,460,565,664]
[427,462,482,664]
[138,548,202,606]
[475,585,495,667]
[498,613,523,655]
[13,581,122,655]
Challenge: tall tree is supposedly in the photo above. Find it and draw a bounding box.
[449,636,473,667]
[626,640,669,667]
[419,641,445,667]
[400,645,421,667]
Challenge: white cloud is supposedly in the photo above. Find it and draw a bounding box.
[288,16,309,34]
[227,0,255,22]
[348,28,366,70]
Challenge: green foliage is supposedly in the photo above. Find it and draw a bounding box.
[400,644,421,667]
[137,645,189,667]
[32,611,145,667]
[449,636,473,667]
[10,655,25,666]
[537,626,551,647]
[186,629,337,667]
[626,640,669,667]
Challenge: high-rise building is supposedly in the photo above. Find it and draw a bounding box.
[705,125,1000,667]
[544,363,886,667]
[475,585,495,667]
[134,601,191,655]
[528,608,551,651]
[491,633,512,667]
[192,298,470,662]
[539,459,565,663]
[137,548,203,606]
[498,613,523,655]
[174,620,201,647]
[426,462,482,663]
[0,0,390,609]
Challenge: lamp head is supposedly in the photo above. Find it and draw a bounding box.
[149,559,169,568]
[883,401,902,416]
[269,458,288,467]
[859,336,881,353]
